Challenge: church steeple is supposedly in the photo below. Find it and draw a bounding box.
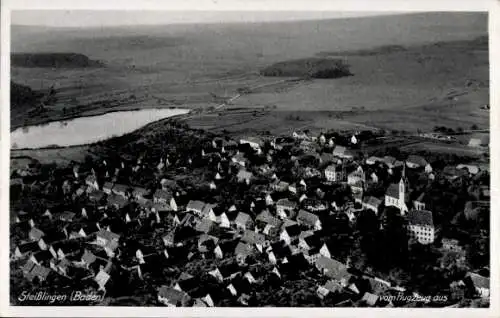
[399,162,408,215]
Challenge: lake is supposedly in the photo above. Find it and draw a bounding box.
[11,108,190,149]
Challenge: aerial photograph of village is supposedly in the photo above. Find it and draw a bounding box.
[9,10,490,307]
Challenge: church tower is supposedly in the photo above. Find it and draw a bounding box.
[398,163,408,215]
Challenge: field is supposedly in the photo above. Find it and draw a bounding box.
[10,12,489,139]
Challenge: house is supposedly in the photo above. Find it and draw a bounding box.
[80,250,98,268]
[38,230,67,250]
[381,156,399,168]
[406,155,427,169]
[107,194,129,210]
[85,175,99,190]
[362,196,382,215]
[102,182,114,194]
[209,263,241,282]
[198,234,219,253]
[315,256,351,285]
[30,250,53,266]
[280,224,302,245]
[361,292,379,306]
[320,152,336,165]
[266,241,293,264]
[235,242,255,265]
[112,183,129,198]
[49,240,81,260]
[413,193,427,210]
[296,210,322,230]
[319,241,338,259]
[303,199,328,213]
[464,272,489,298]
[14,241,40,259]
[214,239,239,259]
[158,286,191,307]
[464,201,489,221]
[324,164,345,182]
[25,264,52,283]
[440,238,464,253]
[185,200,204,215]
[456,164,479,175]
[468,135,489,148]
[347,166,365,185]
[241,230,267,251]
[88,191,106,204]
[173,272,198,294]
[407,210,435,245]
[29,227,45,242]
[132,187,149,201]
[213,210,231,228]
[231,153,248,167]
[273,180,290,192]
[136,246,156,264]
[365,276,391,294]
[293,130,309,140]
[96,229,120,247]
[317,280,343,299]
[58,211,76,222]
[237,169,253,184]
[333,146,353,160]
[365,156,382,165]
[227,276,252,297]
[276,199,297,219]
[195,218,216,234]
[240,137,263,151]
[153,190,178,211]
[234,212,253,231]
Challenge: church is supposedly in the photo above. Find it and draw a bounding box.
[384,166,410,215]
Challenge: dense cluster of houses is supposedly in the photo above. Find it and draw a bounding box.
[9,128,490,306]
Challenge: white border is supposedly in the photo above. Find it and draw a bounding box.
[1,0,498,317]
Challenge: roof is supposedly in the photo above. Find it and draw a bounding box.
[324,280,343,293]
[154,189,173,200]
[362,292,379,306]
[235,242,255,257]
[218,262,241,277]
[407,210,434,227]
[467,272,489,289]
[30,264,51,279]
[96,229,120,242]
[333,146,346,156]
[22,259,36,273]
[32,250,53,263]
[237,169,253,180]
[158,286,189,302]
[187,200,206,212]
[276,199,297,209]
[315,256,349,280]
[406,155,427,166]
[363,196,382,207]
[17,241,40,254]
[202,203,217,216]
[325,164,342,172]
[102,182,114,189]
[113,183,129,193]
[82,250,97,264]
[282,224,301,237]
[256,210,281,227]
[302,234,322,249]
[240,136,263,145]
[385,183,399,198]
[29,227,45,240]
[242,230,266,245]
[235,212,252,226]
[296,210,320,226]
[195,218,215,233]
[133,187,149,196]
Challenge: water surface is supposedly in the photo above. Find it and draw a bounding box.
[11,108,189,149]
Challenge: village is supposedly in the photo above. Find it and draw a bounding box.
[9,122,490,307]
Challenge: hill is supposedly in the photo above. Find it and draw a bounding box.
[260,58,352,79]
[11,53,103,68]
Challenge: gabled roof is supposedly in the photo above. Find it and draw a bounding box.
[17,241,40,254]
[241,230,266,245]
[82,250,97,264]
[325,164,342,172]
[276,199,297,209]
[237,169,253,180]
[407,210,434,227]
[282,224,301,237]
[153,189,173,200]
[315,256,349,280]
[385,183,399,198]
[302,234,322,249]
[158,285,189,303]
[256,210,281,227]
[29,227,45,241]
[296,210,320,226]
[467,272,489,289]
[218,262,241,278]
[333,146,346,156]
[406,155,427,166]
[235,242,255,257]
[363,196,382,207]
[113,183,129,193]
[195,218,215,234]
[362,292,379,306]
[202,203,217,216]
[235,212,252,226]
[187,200,206,212]
[96,229,120,242]
[32,250,53,263]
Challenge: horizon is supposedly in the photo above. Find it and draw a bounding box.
[11,10,407,28]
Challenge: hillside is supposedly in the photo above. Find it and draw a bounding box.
[10,81,43,107]
[11,53,103,68]
[260,58,352,79]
